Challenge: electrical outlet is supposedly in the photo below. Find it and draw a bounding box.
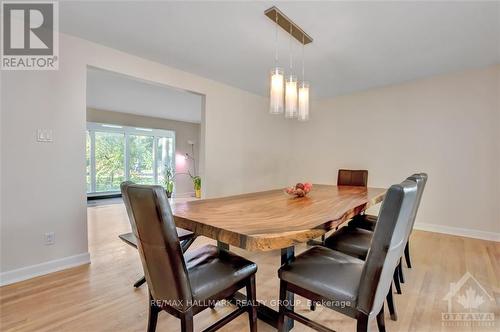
[45,232,55,245]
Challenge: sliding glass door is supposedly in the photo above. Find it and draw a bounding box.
[95,131,126,192]
[129,135,154,185]
[86,123,175,195]
[156,137,174,185]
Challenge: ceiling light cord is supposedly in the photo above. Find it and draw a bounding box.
[275,12,279,65]
[302,35,305,82]
[289,25,293,72]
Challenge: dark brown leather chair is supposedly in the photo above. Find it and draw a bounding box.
[277,179,418,332]
[348,173,427,270]
[118,229,196,288]
[322,173,426,321]
[337,169,369,187]
[119,181,198,289]
[121,182,258,332]
[311,169,369,247]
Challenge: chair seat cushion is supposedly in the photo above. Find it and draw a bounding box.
[186,245,257,302]
[348,214,378,231]
[324,226,373,259]
[279,246,364,304]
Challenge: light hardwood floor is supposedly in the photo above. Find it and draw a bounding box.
[1,202,498,332]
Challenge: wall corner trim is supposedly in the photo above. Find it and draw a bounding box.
[414,222,500,242]
[0,252,91,286]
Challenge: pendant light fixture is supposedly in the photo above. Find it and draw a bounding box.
[265,6,313,121]
[298,81,309,121]
[285,25,298,119]
[269,12,284,115]
[298,36,310,121]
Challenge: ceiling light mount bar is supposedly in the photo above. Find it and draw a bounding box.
[264,6,313,45]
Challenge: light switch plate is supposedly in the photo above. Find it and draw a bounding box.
[44,232,55,245]
[36,129,53,142]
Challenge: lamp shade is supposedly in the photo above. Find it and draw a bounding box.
[269,67,284,114]
[298,81,310,121]
[285,74,298,118]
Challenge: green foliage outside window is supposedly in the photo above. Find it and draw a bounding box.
[95,132,125,192]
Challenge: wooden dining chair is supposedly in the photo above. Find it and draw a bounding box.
[278,179,418,332]
[349,173,427,270]
[121,182,258,332]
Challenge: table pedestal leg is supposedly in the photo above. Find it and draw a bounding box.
[217,241,296,331]
[217,241,229,251]
[281,247,295,332]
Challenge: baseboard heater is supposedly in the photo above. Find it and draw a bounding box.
[87,193,122,200]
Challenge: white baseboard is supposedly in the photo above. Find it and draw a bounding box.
[0,252,91,286]
[174,191,195,198]
[414,222,500,242]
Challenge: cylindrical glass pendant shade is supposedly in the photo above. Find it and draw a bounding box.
[285,74,298,118]
[298,81,310,121]
[269,67,284,114]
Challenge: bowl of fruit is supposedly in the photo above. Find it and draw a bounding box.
[285,182,313,198]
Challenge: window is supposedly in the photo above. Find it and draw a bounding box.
[157,136,174,185]
[86,123,175,195]
[95,131,125,192]
[129,134,154,185]
[86,131,91,192]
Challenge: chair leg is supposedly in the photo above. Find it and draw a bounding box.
[180,310,194,332]
[134,276,146,288]
[386,283,398,321]
[310,301,316,311]
[398,259,405,284]
[246,275,257,332]
[376,305,386,332]
[356,313,369,332]
[147,294,160,332]
[405,242,412,268]
[277,281,287,332]
[393,270,402,294]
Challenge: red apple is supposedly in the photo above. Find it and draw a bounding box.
[295,188,305,197]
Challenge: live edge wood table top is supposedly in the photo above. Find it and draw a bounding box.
[172,185,386,251]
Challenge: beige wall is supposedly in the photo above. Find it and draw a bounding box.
[1,30,498,284]
[86,108,200,195]
[289,65,500,239]
[0,33,290,283]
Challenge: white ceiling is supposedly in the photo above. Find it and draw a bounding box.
[64,1,500,99]
[87,67,202,123]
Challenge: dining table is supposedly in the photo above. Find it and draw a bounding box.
[172,184,386,331]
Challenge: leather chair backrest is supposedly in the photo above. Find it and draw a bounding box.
[337,169,368,187]
[406,173,428,238]
[356,179,418,317]
[121,182,192,311]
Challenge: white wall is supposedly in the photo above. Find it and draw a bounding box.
[289,65,500,240]
[1,32,498,285]
[0,33,290,283]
